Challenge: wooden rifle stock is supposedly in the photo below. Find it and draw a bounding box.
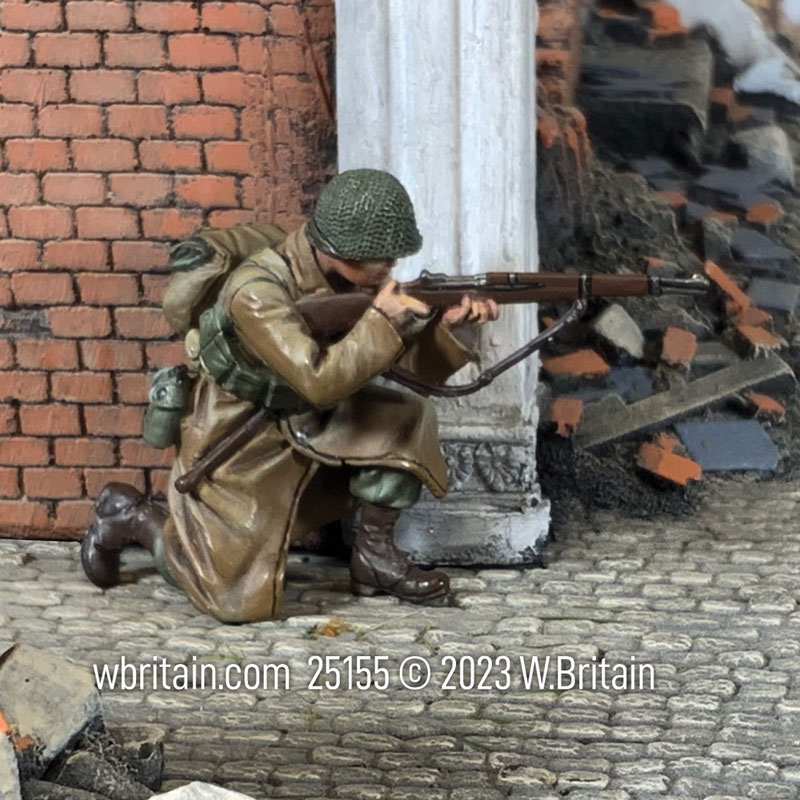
[295,270,710,338]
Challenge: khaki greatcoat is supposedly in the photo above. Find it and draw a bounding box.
[160,225,473,622]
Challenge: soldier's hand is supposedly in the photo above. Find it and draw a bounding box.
[373,279,433,337]
[442,295,499,329]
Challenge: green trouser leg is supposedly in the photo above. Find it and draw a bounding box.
[349,467,422,510]
[152,533,180,588]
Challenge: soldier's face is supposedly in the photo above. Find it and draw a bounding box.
[321,254,397,289]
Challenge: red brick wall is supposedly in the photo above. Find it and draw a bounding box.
[0,0,336,539]
[537,0,585,106]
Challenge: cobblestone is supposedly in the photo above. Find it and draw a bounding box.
[2,482,800,797]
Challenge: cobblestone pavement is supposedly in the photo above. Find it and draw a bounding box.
[2,480,800,799]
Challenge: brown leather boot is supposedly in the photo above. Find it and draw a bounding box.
[81,482,167,588]
[349,502,452,604]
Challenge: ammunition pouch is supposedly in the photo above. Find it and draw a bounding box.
[143,365,193,449]
[197,303,310,412]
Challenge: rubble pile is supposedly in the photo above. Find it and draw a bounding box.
[0,644,165,800]
[537,0,800,525]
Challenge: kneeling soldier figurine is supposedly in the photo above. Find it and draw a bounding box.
[82,169,498,623]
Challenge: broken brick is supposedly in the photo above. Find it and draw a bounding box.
[661,326,697,367]
[642,1,688,35]
[644,256,666,270]
[0,711,10,736]
[735,306,772,327]
[542,349,610,378]
[745,391,786,422]
[655,432,680,452]
[550,397,584,437]
[735,324,783,350]
[710,86,735,109]
[704,260,750,311]
[537,115,560,149]
[638,440,702,486]
[746,202,783,229]
[656,189,687,208]
[729,103,755,123]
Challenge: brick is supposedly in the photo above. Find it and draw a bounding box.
[16,339,79,370]
[201,72,249,107]
[736,306,773,327]
[81,339,143,370]
[112,241,170,271]
[139,140,202,172]
[208,210,252,227]
[0,104,34,137]
[135,2,198,32]
[0,501,50,529]
[661,327,697,367]
[84,405,142,436]
[241,176,256,208]
[656,189,687,209]
[0,438,48,466]
[0,340,13,369]
[0,2,62,31]
[746,202,783,228]
[52,371,113,403]
[745,391,786,422]
[34,33,101,67]
[108,173,171,206]
[146,341,187,368]
[105,32,165,68]
[120,439,174,467]
[176,175,237,207]
[150,468,171,497]
[78,273,139,306]
[0,468,20,498]
[38,104,103,137]
[550,397,583,437]
[69,69,136,103]
[169,34,237,68]
[205,140,252,173]
[108,104,168,138]
[173,106,237,139]
[0,405,17,433]
[66,1,132,30]
[704,260,751,312]
[44,241,108,271]
[6,139,68,171]
[0,275,10,306]
[0,173,38,203]
[0,33,30,67]
[542,349,610,378]
[54,500,95,531]
[12,272,74,305]
[0,241,40,271]
[643,1,688,34]
[49,307,112,338]
[115,372,149,403]
[238,37,266,72]
[0,69,67,104]
[270,39,305,74]
[202,3,266,34]
[85,467,144,497]
[76,206,138,240]
[735,324,783,350]
[141,209,203,240]
[20,404,81,435]
[24,468,83,499]
[42,173,105,206]
[8,206,72,239]
[0,371,47,402]
[114,307,173,339]
[137,70,199,104]
[710,86,735,109]
[638,441,701,487]
[142,274,170,305]
[269,4,304,36]
[72,138,136,171]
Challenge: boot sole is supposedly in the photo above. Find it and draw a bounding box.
[351,579,453,606]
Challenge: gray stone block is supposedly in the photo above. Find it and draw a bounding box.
[747,278,800,313]
[1,732,21,800]
[731,125,795,189]
[674,420,780,472]
[592,304,645,360]
[0,645,101,769]
[107,723,166,791]
[20,780,106,800]
[47,751,151,800]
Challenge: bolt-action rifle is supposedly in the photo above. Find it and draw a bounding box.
[175,269,708,494]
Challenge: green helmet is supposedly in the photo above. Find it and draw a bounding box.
[307,169,422,260]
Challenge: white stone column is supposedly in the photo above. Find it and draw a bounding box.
[336,0,549,563]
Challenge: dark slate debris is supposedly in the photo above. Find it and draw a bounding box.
[747,278,800,314]
[674,419,780,471]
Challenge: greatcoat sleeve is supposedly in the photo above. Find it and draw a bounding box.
[224,275,408,409]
